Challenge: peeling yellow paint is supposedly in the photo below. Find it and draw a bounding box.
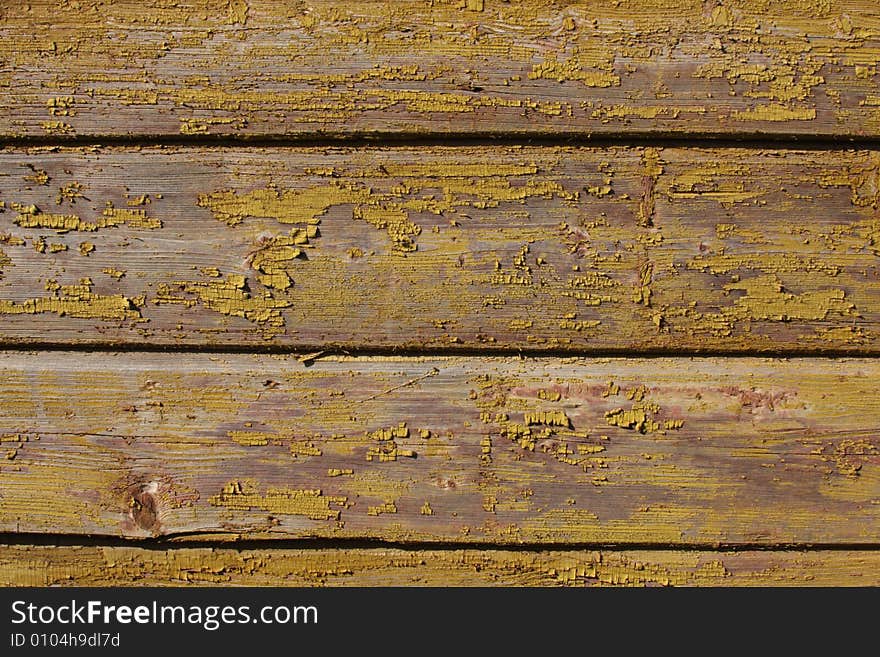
[733,104,817,122]
[154,274,289,331]
[0,278,142,321]
[210,481,346,521]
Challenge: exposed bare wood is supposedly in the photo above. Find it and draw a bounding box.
[2,1,880,138]
[2,544,877,587]
[0,146,878,352]
[1,353,877,544]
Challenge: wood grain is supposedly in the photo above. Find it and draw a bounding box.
[1,146,879,352]
[1,544,876,587]
[1,352,877,544]
[2,1,880,138]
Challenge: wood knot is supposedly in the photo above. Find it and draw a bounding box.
[129,484,160,532]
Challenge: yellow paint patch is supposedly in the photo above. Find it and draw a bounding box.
[210,481,346,521]
[732,104,816,122]
[153,274,289,330]
[0,278,142,321]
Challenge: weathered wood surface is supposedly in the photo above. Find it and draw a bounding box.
[1,353,877,544]
[1,146,879,352]
[1,544,877,587]
[2,1,880,138]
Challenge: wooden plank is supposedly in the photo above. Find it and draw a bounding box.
[2,1,880,138]
[1,544,876,587]
[1,352,877,544]
[1,146,879,352]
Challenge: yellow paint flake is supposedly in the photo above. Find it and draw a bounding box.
[529,53,620,88]
[420,502,434,516]
[102,268,125,279]
[290,441,322,458]
[606,401,683,435]
[667,164,761,206]
[558,319,601,331]
[14,205,161,233]
[200,172,574,257]
[602,381,620,397]
[367,501,397,516]
[78,242,95,256]
[724,275,855,322]
[480,436,492,465]
[379,163,538,178]
[227,0,248,25]
[352,204,421,252]
[56,182,84,204]
[715,223,767,244]
[366,422,415,462]
[47,96,75,116]
[328,468,354,477]
[24,168,50,185]
[0,278,142,321]
[524,410,572,428]
[198,186,346,226]
[153,274,290,330]
[228,430,272,446]
[732,104,817,122]
[179,117,246,134]
[101,204,162,229]
[591,105,705,120]
[248,228,315,290]
[15,212,89,233]
[210,481,346,521]
[40,121,74,135]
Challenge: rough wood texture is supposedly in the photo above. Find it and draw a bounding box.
[1,544,876,587]
[1,146,879,352]
[1,353,877,544]
[2,1,880,138]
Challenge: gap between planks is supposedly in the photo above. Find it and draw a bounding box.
[4,344,880,359]
[2,132,880,150]
[1,533,879,553]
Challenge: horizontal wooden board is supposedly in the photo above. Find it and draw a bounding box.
[1,1,880,138]
[1,544,877,587]
[1,353,877,544]
[0,146,879,352]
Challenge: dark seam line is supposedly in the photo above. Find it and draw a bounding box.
[0,341,878,359]
[0,533,877,552]
[1,131,880,150]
